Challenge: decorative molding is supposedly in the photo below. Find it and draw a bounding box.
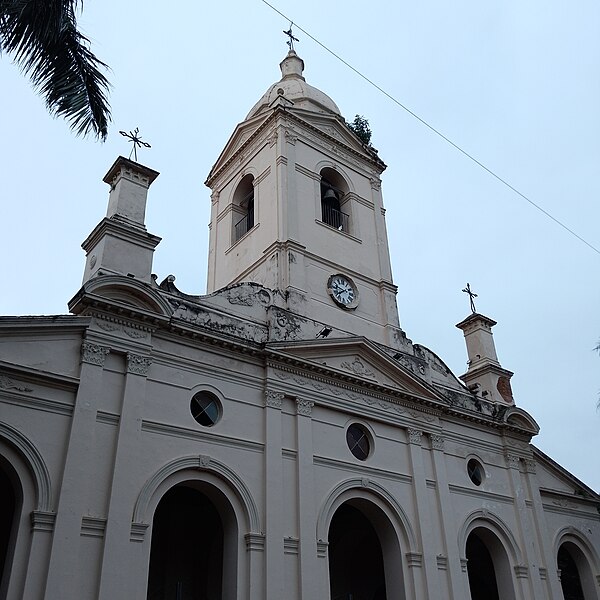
[524,459,536,474]
[227,287,271,307]
[199,454,211,468]
[340,357,375,379]
[284,128,298,145]
[296,398,314,417]
[81,342,110,366]
[127,353,152,376]
[361,478,370,489]
[430,434,445,451]
[265,390,284,409]
[514,565,529,579]
[436,555,448,570]
[539,567,547,580]
[407,428,422,445]
[130,522,149,543]
[245,533,265,552]
[505,453,521,470]
[317,540,329,558]
[284,536,299,555]
[460,558,469,573]
[0,375,33,393]
[406,552,423,568]
[81,516,107,538]
[96,411,120,426]
[369,177,382,191]
[31,510,56,532]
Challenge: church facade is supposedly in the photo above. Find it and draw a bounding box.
[0,51,599,600]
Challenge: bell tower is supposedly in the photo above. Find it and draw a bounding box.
[205,51,404,347]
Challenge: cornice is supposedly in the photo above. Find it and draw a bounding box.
[205,105,386,189]
[0,359,79,391]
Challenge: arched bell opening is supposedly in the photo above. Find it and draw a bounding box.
[0,457,22,600]
[320,168,349,232]
[465,527,516,600]
[327,499,406,600]
[146,482,238,600]
[557,541,598,600]
[232,174,255,243]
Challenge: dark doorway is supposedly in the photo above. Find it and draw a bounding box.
[558,544,585,600]
[0,462,19,599]
[328,503,387,600]
[147,485,224,600]
[466,531,500,600]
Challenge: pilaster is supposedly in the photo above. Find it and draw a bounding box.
[97,351,152,600]
[264,389,284,599]
[44,341,111,599]
[294,398,319,600]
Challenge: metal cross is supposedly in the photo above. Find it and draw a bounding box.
[119,127,151,162]
[462,283,478,314]
[283,23,299,51]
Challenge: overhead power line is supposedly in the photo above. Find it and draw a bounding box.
[260,0,600,256]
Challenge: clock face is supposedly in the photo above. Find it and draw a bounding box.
[328,275,359,309]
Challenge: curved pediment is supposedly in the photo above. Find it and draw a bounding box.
[69,275,173,318]
[503,407,540,434]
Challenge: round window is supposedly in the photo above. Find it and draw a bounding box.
[467,458,484,486]
[346,423,371,461]
[190,391,221,427]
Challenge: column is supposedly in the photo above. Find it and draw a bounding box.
[522,457,563,599]
[98,351,151,600]
[264,389,285,600]
[295,398,319,600]
[505,452,546,600]
[429,433,471,600]
[44,341,110,599]
[405,428,438,599]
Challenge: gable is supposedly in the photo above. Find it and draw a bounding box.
[266,336,444,403]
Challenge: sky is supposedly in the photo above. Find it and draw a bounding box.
[1,1,599,491]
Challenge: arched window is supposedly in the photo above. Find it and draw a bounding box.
[320,168,349,232]
[328,503,387,600]
[557,541,597,600]
[232,174,255,242]
[0,459,21,599]
[147,484,227,599]
[465,527,516,600]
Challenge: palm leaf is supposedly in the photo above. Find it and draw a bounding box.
[0,0,111,140]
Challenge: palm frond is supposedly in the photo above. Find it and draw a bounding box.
[0,0,111,140]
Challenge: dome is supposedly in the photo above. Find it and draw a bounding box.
[246,51,341,119]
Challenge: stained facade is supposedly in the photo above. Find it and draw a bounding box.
[0,51,599,600]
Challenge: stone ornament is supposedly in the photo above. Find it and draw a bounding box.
[81,342,110,366]
[407,428,422,445]
[296,398,314,417]
[127,353,152,376]
[505,453,521,470]
[265,390,284,409]
[340,357,375,379]
[0,375,33,393]
[430,434,445,451]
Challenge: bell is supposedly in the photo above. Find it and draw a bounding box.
[323,188,337,200]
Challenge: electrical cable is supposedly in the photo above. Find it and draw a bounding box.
[260,0,600,256]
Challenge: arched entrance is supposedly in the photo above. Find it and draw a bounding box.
[146,483,234,600]
[558,543,585,600]
[328,500,403,600]
[465,527,515,600]
[0,458,21,599]
[557,540,599,600]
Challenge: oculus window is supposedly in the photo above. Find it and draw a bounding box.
[190,391,221,427]
[346,423,371,461]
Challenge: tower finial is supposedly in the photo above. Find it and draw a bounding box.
[283,23,299,51]
[119,127,151,162]
[462,282,478,314]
